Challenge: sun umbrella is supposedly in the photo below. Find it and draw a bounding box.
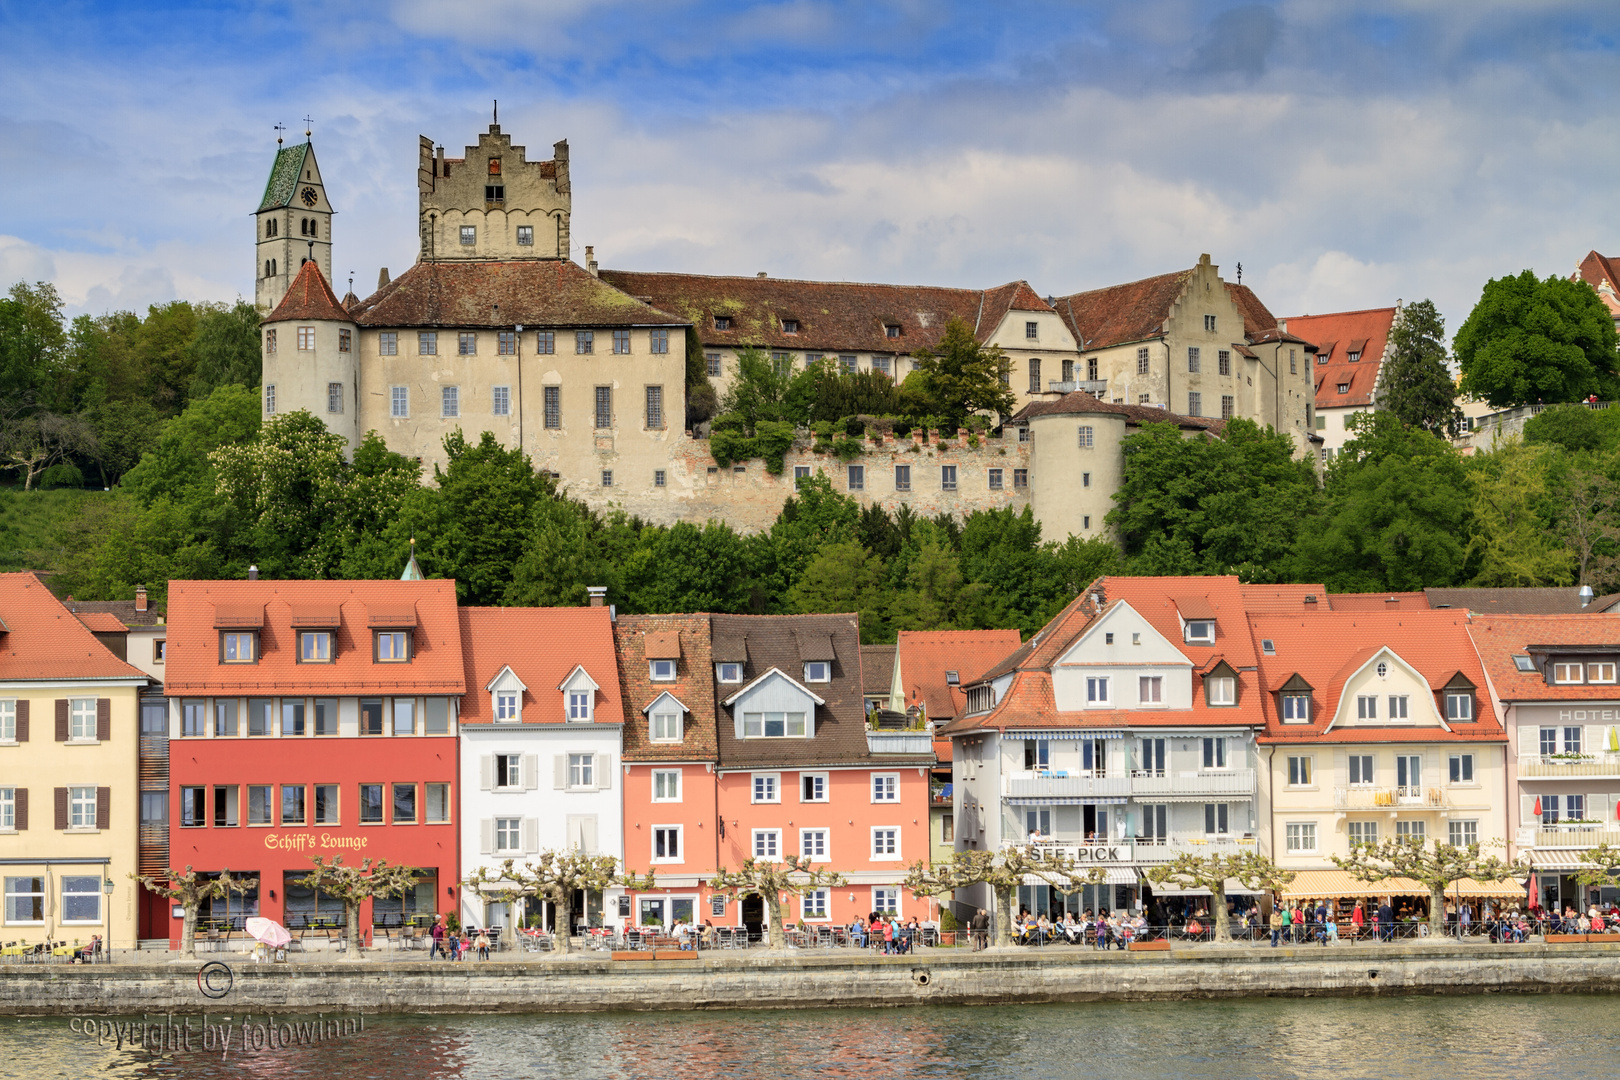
[1533,796,1542,818]
[1609,726,1619,753]
[245,917,292,948]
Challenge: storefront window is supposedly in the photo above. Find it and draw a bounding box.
[5,876,44,923]
[61,875,102,924]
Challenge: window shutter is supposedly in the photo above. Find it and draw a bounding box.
[55,700,69,741]
[479,819,494,855]
[480,755,494,792]
[597,754,612,790]
[523,754,539,791]
[522,818,539,854]
[1517,725,1540,759]
[1520,793,1537,830]
[96,786,110,829]
[1599,792,1618,826]
[13,788,25,830]
[97,699,111,741]
[54,787,68,830]
[554,756,566,790]
[14,699,27,742]
[1588,725,1608,756]
[581,815,598,855]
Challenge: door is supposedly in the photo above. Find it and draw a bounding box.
[1025,809,1051,838]
[486,901,509,930]
[741,894,765,941]
[1397,755,1421,798]
[1142,804,1168,843]
[1139,739,1165,776]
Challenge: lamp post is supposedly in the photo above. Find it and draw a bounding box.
[102,878,115,964]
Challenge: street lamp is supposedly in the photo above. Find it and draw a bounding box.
[102,878,115,965]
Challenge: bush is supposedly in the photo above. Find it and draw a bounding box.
[39,463,85,489]
[939,907,958,932]
[831,435,865,462]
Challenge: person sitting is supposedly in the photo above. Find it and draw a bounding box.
[474,929,491,961]
[71,935,102,963]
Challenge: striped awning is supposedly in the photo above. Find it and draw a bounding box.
[1151,878,1262,897]
[1022,867,1139,888]
[1278,869,1527,900]
[1529,850,1598,871]
[1007,797,1128,806]
[1012,730,1126,740]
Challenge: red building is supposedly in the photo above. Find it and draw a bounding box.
[162,579,465,944]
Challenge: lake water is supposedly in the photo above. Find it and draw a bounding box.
[3,995,1617,1079]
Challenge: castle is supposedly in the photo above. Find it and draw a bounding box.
[258,123,1321,537]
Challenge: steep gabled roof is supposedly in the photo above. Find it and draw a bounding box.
[351,260,687,329]
[615,614,719,762]
[1057,268,1192,350]
[257,142,310,212]
[896,629,1022,722]
[1282,306,1396,411]
[1469,613,1620,702]
[268,260,352,324]
[1574,250,1620,320]
[1224,282,1280,338]
[0,574,148,682]
[458,606,620,724]
[597,269,1044,352]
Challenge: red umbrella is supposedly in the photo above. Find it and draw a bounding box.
[1533,796,1542,818]
[1528,871,1538,909]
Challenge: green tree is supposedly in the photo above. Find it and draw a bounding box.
[1334,836,1526,939]
[1289,412,1474,591]
[122,383,262,505]
[211,411,351,579]
[505,499,614,607]
[709,857,846,952]
[1455,270,1620,408]
[1144,853,1295,943]
[718,346,795,428]
[188,300,262,399]
[129,300,199,414]
[1524,403,1620,454]
[1378,299,1463,436]
[765,473,860,600]
[787,540,888,639]
[1466,441,1573,586]
[0,281,68,405]
[906,317,1015,429]
[621,519,756,613]
[1109,419,1318,580]
[418,430,556,605]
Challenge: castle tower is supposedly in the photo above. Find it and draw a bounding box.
[260,260,360,452]
[415,123,571,263]
[255,137,334,312]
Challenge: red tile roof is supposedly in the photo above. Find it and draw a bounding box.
[895,630,1022,723]
[1225,283,1281,338]
[1249,610,1502,744]
[1574,250,1620,319]
[0,573,148,682]
[1327,592,1430,612]
[614,613,718,761]
[1055,270,1280,353]
[267,260,353,324]
[458,606,620,724]
[1469,613,1620,702]
[1239,583,1329,613]
[74,611,128,634]
[351,260,686,329]
[1281,306,1396,410]
[597,269,1049,352]
[163,580,464,694]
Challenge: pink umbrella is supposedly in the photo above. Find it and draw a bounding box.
[245,917,291,948]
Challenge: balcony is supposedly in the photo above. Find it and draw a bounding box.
[1130,769,1256,799]
[1521,824,1620,850]
[1333,785,1448,810]
[866,731,933,755]
[1016,834,1259,864]
[1519,753,1620,779]
[1047,379,1108,396]
[1005,772,1130,799]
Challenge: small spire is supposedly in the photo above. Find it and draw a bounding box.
[274,122,286,146]
[303,114,313,138]
[400,537,424,581]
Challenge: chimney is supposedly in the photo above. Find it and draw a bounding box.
[1304,594,1317,605]
[587,586,607,607]
[378,267,391,289]
[757,271,767,278]
[135,585,148,613]
[1580,584,1595,608]
[248,565,259,581]
[585,246,598,277]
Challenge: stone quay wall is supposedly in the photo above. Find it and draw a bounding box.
[6,943,1620,1016]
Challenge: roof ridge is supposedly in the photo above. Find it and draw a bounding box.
[600,268,994,294]
[1282,306,1399,321]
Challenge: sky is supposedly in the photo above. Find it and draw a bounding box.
[1,0,1617,339]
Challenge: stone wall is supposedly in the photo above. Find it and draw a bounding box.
[7,943,1620,1015]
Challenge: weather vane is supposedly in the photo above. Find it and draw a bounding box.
[303,114,313,138]
[274,122,286,146]
[1236,262,1243,284]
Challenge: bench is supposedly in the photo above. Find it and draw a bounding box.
[1128,939,1171,952]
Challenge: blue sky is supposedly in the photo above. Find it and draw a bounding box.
[2,0,1617,337]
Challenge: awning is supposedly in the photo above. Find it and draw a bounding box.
[1007,797,1128,806]
[1010,730,1125,741]
[366,602,417,628]
[1278,869,1527,900]
[289,603,342,627]
[1020,867,1137,888]
[213,603,264,628]
[1530,850,1598,871]
[1151,879,1262,897]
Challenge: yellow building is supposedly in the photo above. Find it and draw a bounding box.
[0,573,150,953]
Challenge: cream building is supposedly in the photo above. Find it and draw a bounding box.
[0,573,151,952]
[254,136,334,314]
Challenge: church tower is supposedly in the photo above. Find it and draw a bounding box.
[254,133,334,312]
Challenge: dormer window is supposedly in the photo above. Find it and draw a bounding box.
[650,710,681,742]
[804,662,830,683]
[560,664,600,722]
[376,631,410,662]
[650,659,676,682]
[300,632,332,663]
[966,685,993,715]
[1445,692,1474,721]
[1206,675,1235,706]
[496,692,519,721]
[1184,621,1214,644]
[884,324,901,338]
[1513,655,1536,673]
[1590,662,1617,684]
[714,316,732,331]
[781,319,799,334]
[221,632,257,663]
[744,712,806,738]
[1554,663,1584,684]
[1261,640,1275,655]
[568,691,592,720]
[717,663,743,683]
[945,671,959,686]
[1282,693,1310,722]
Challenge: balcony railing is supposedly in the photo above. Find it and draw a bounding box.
[1014,835,1259,863]
[1519,754,1620,778]
[1333,785,1447,809]
[1130,768,1256,798]
[1521,824,1620,849]
[866,731,933,755]
[1005,772,1130,799]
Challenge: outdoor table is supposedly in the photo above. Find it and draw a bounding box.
[52,945,75,958]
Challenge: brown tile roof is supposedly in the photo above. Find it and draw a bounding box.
[0,573,149,682]
[614,614,719,762]
[1327,591,1431,612]
[267,260,352,324]
[163,580,464,695]
[1281,306,1396,410]
[859,644,895,697]
[350,260,687,329]
[1057,269,1191,351]
[1008,392,1224,432]
[1424,588,1620,615]
[1574,250,1620,319]
[895,630,1022,723]
[61,597,165,628]
[1225,283,1280,337]
[596,269,1051,352]
[1249,610,1502,744]
[1470,613,1620,702]
[710,613,931,767]
[458,606,621,725]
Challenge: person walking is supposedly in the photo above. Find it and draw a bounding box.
[1291,902,1305,944]
[1269,905,1285,947]
[1351,901,1365,941]
[430,914,448,960]
[1377,899,1395,942]
[970,908,989,951]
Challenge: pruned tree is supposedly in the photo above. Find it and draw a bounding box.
[904,847,1104,949]
[1334,836,1527,938]
[465,852,655,956]
[1143,852,1295,943]
[131,866,260,959]
[294,856,421,957]
[1572,843,1620,899]
[709,856,847,951]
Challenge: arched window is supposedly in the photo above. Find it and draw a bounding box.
[264,260,271,278]
[271,259,277,276]
[300,218,308,236]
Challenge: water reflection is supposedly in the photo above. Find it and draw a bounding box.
[4,996,1619,1080]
